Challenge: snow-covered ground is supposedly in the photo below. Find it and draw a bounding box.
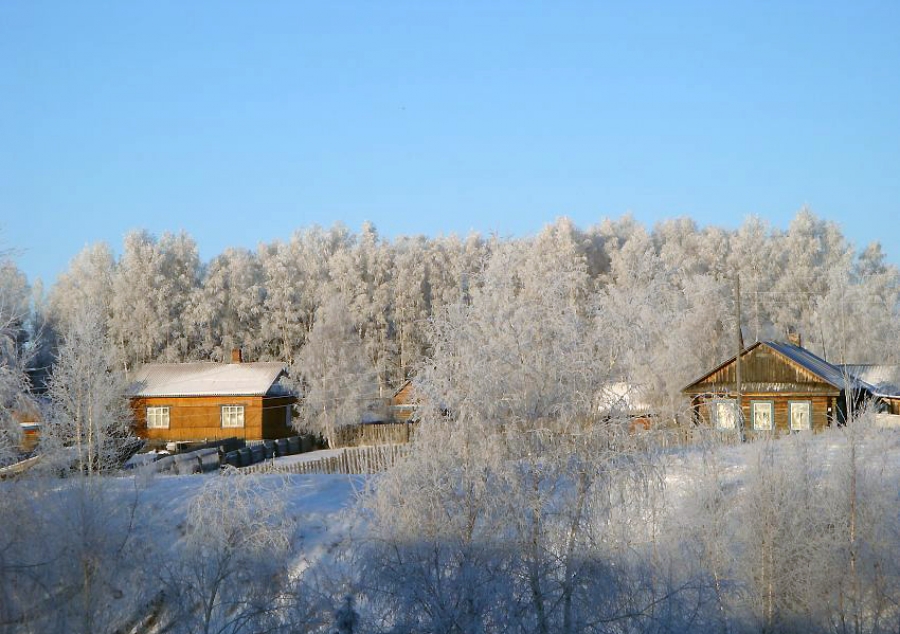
[272,447,346,467]
[8,427,900,633]
[133,471,365,562]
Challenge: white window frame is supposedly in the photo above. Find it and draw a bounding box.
[752,401,774,431]
[789,400,812,432]
[146,406,170,430]
[221,405,245,429]
[709,399,738,430]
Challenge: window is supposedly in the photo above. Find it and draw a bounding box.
[752,401,774,431]
[221,405,245,428]
[790,401,812,431]
[709,399,738,430]
[147,406,170,429]
[285,405,293,428]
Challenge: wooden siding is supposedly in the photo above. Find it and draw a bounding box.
[684,345,839,396]
[692,393,835,434]
[390,381,418,422]
[262,397,296,438]
[132,395,297,441]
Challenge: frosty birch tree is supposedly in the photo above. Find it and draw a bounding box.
[293,295,377,447]
[44,304,135,475]
[189,247,264,362]
[48,242,116,336]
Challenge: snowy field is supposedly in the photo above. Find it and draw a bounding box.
[6,427,900,633]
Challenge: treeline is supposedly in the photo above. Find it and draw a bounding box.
[3,207,900,409]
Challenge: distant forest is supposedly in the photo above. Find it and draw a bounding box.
[3,208,899,409]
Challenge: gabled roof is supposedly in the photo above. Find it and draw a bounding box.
[683,341,871,393]
[763,341,866,390]
[128,362,290,398]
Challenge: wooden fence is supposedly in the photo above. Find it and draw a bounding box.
[242,443,410,475]
[332,422,417,448]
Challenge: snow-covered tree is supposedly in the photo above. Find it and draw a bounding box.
[0,260,32,467]
[44,305,134,475]
[49,242,116,335]
[258,239,307,363]
[292,295,378,447]
[162,472,294,634]
[189,247,264,362]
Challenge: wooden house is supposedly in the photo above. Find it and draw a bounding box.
[682,341,873,434]
[128,351,296,442]
[13,398,43,453]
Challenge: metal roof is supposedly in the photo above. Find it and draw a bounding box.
[761,341,870,391]
[128,362,289,398]
[840,364,900,398]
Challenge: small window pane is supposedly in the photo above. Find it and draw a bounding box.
[147,406,170,429]
[790,401,812,431]
[710,400,737,430]
[222,405,245,428]
[752,401,774,431]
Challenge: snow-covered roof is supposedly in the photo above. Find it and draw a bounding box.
[841,364,900,398]
[597,382,652,415]
[128,362,290,398]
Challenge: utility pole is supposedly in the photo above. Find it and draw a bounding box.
[735,273,745,442]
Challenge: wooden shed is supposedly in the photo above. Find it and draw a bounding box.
[682,341,871,435]
[128,357,296,442]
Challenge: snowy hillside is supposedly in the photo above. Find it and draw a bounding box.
[4,425,900,633]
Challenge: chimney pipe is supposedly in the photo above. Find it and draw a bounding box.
[231,348,243,363]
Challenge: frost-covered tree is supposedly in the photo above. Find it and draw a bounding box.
[49,242,116,335]
[156,231,202,361]
[189,247,264,362]
[391,236,431,383]
[292,295,378,447]
[162,473,294,634]
[0,260,32,467]
[44,305,134,475]
[258,239,307,363]
[110,230,164,367]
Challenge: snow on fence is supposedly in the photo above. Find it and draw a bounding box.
[242,443,410,475]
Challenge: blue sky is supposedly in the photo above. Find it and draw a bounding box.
[2,1,899,284]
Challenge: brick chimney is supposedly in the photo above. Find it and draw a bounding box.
[231,348,243,363]
[786,329,802,348]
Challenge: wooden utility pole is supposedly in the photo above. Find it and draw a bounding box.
[735,273,744,442]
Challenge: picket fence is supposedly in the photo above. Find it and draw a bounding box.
[241,443,409,475]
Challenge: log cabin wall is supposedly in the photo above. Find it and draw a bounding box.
[132,395,297,441]
[390,381,418,423]
[691,393,836,434]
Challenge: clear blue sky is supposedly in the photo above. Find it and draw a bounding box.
[2,1,899,284]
